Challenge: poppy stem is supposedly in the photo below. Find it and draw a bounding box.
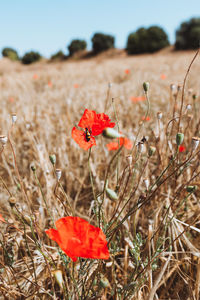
[88,148,98,220]
[112,97,120,188]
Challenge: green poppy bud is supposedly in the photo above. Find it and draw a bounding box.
[102,128,123,139]
[49,154,56,165]
[176,133,184,146]
[106,187,118,201]
[148,146,156,157]
[143,82,149,93]
[186,185,197,193]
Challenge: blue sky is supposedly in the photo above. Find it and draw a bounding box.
[0,0,199,58]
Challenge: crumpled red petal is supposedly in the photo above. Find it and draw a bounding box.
[72,127,96,150]
[45,216,110,262]
[92,113,115,136]
[78,109,97,130]
[107,137,133,151]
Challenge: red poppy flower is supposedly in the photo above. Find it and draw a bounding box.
[46,216,110,262]
[33,74,38,79]
[72,109,115,150]
[130,96,146,103]
[124,69,130,75]
[142,116,150,121]
[74,84,79,88]
[9,97,14,103]
[179,145,186,153]
[0,214,6,223]
[48,81,52,87]
[106,137,132,151]
[160,74,166,80]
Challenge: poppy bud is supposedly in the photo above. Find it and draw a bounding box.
[49,154,56,165]
[186,104,192,111]
[148,146,156,157]
[102,128,123,139]
[191,137,200,151]
[143,82,149,93]
[9,196,16,207]
[176,133,184,146]
[0,135,8,145]
[186,185,197,193]
[192,94,197,100]
[143,178,149,190]
[137,142,144,153]
[30,164,36,172]
[55,169,62,181]
[157,112,163,120]
[106,187,118,201]
[11,114,17,124]
[170,84,176,92]
[100,275,110,288]
[53,270,63,289]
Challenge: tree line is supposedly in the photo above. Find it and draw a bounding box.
[1,17,200,64]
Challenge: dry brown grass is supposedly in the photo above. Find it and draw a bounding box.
[0,49,200,299]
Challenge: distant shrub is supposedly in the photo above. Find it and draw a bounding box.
[175,18,200,50]
[126,26,169,54]
[68,39,87,56]
[2,47,19,61]
[21,51,41,64]
[50,50,65,61]
[92,33,115,54]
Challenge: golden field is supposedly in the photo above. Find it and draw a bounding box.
[0,49,200,299]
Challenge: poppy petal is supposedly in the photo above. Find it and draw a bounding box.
[0,214,6,223]
[92,113,115,136]
[72,127,96,150]
[78,109,97,130]
[46,216,109,261]
[106,142,120,151]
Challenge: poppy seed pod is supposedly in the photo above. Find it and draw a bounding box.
[11,114,17,124]
[191,137,200,151]
[49,154,56,165]
[176,133,184,146]
[148,146,156,157]
[106,187,118,201]
[137,142,144,153]
[55,169,62,181]
[157,112,163,120]
[53,270,63,289]
[186,185,197,193]
[102,128,123,139]
[0,135,8,145]
[170,84,176,92]
[143,82,149,93]
[143,178,149,190]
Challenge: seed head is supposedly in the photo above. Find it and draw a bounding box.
[11,114,17,124]
[0,135,8,145]
[53,270,63,289]
[191,137,200,152]
[55,169,62,181]
[148,146,156,157]
[157,112,163,120]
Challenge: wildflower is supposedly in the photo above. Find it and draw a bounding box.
[142,116,150,121]
[0,214,6,223]
[72,109,115,150]
[46,216,110,262]
[48,81,52,87]
[160,74,166,80]
[9,97,14,103]
[130,96,146,103]
[124,69,130,75]
[179,145,185,153]
[106,137,132,151]
[74,84,79,88]
[33,74,38,79]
